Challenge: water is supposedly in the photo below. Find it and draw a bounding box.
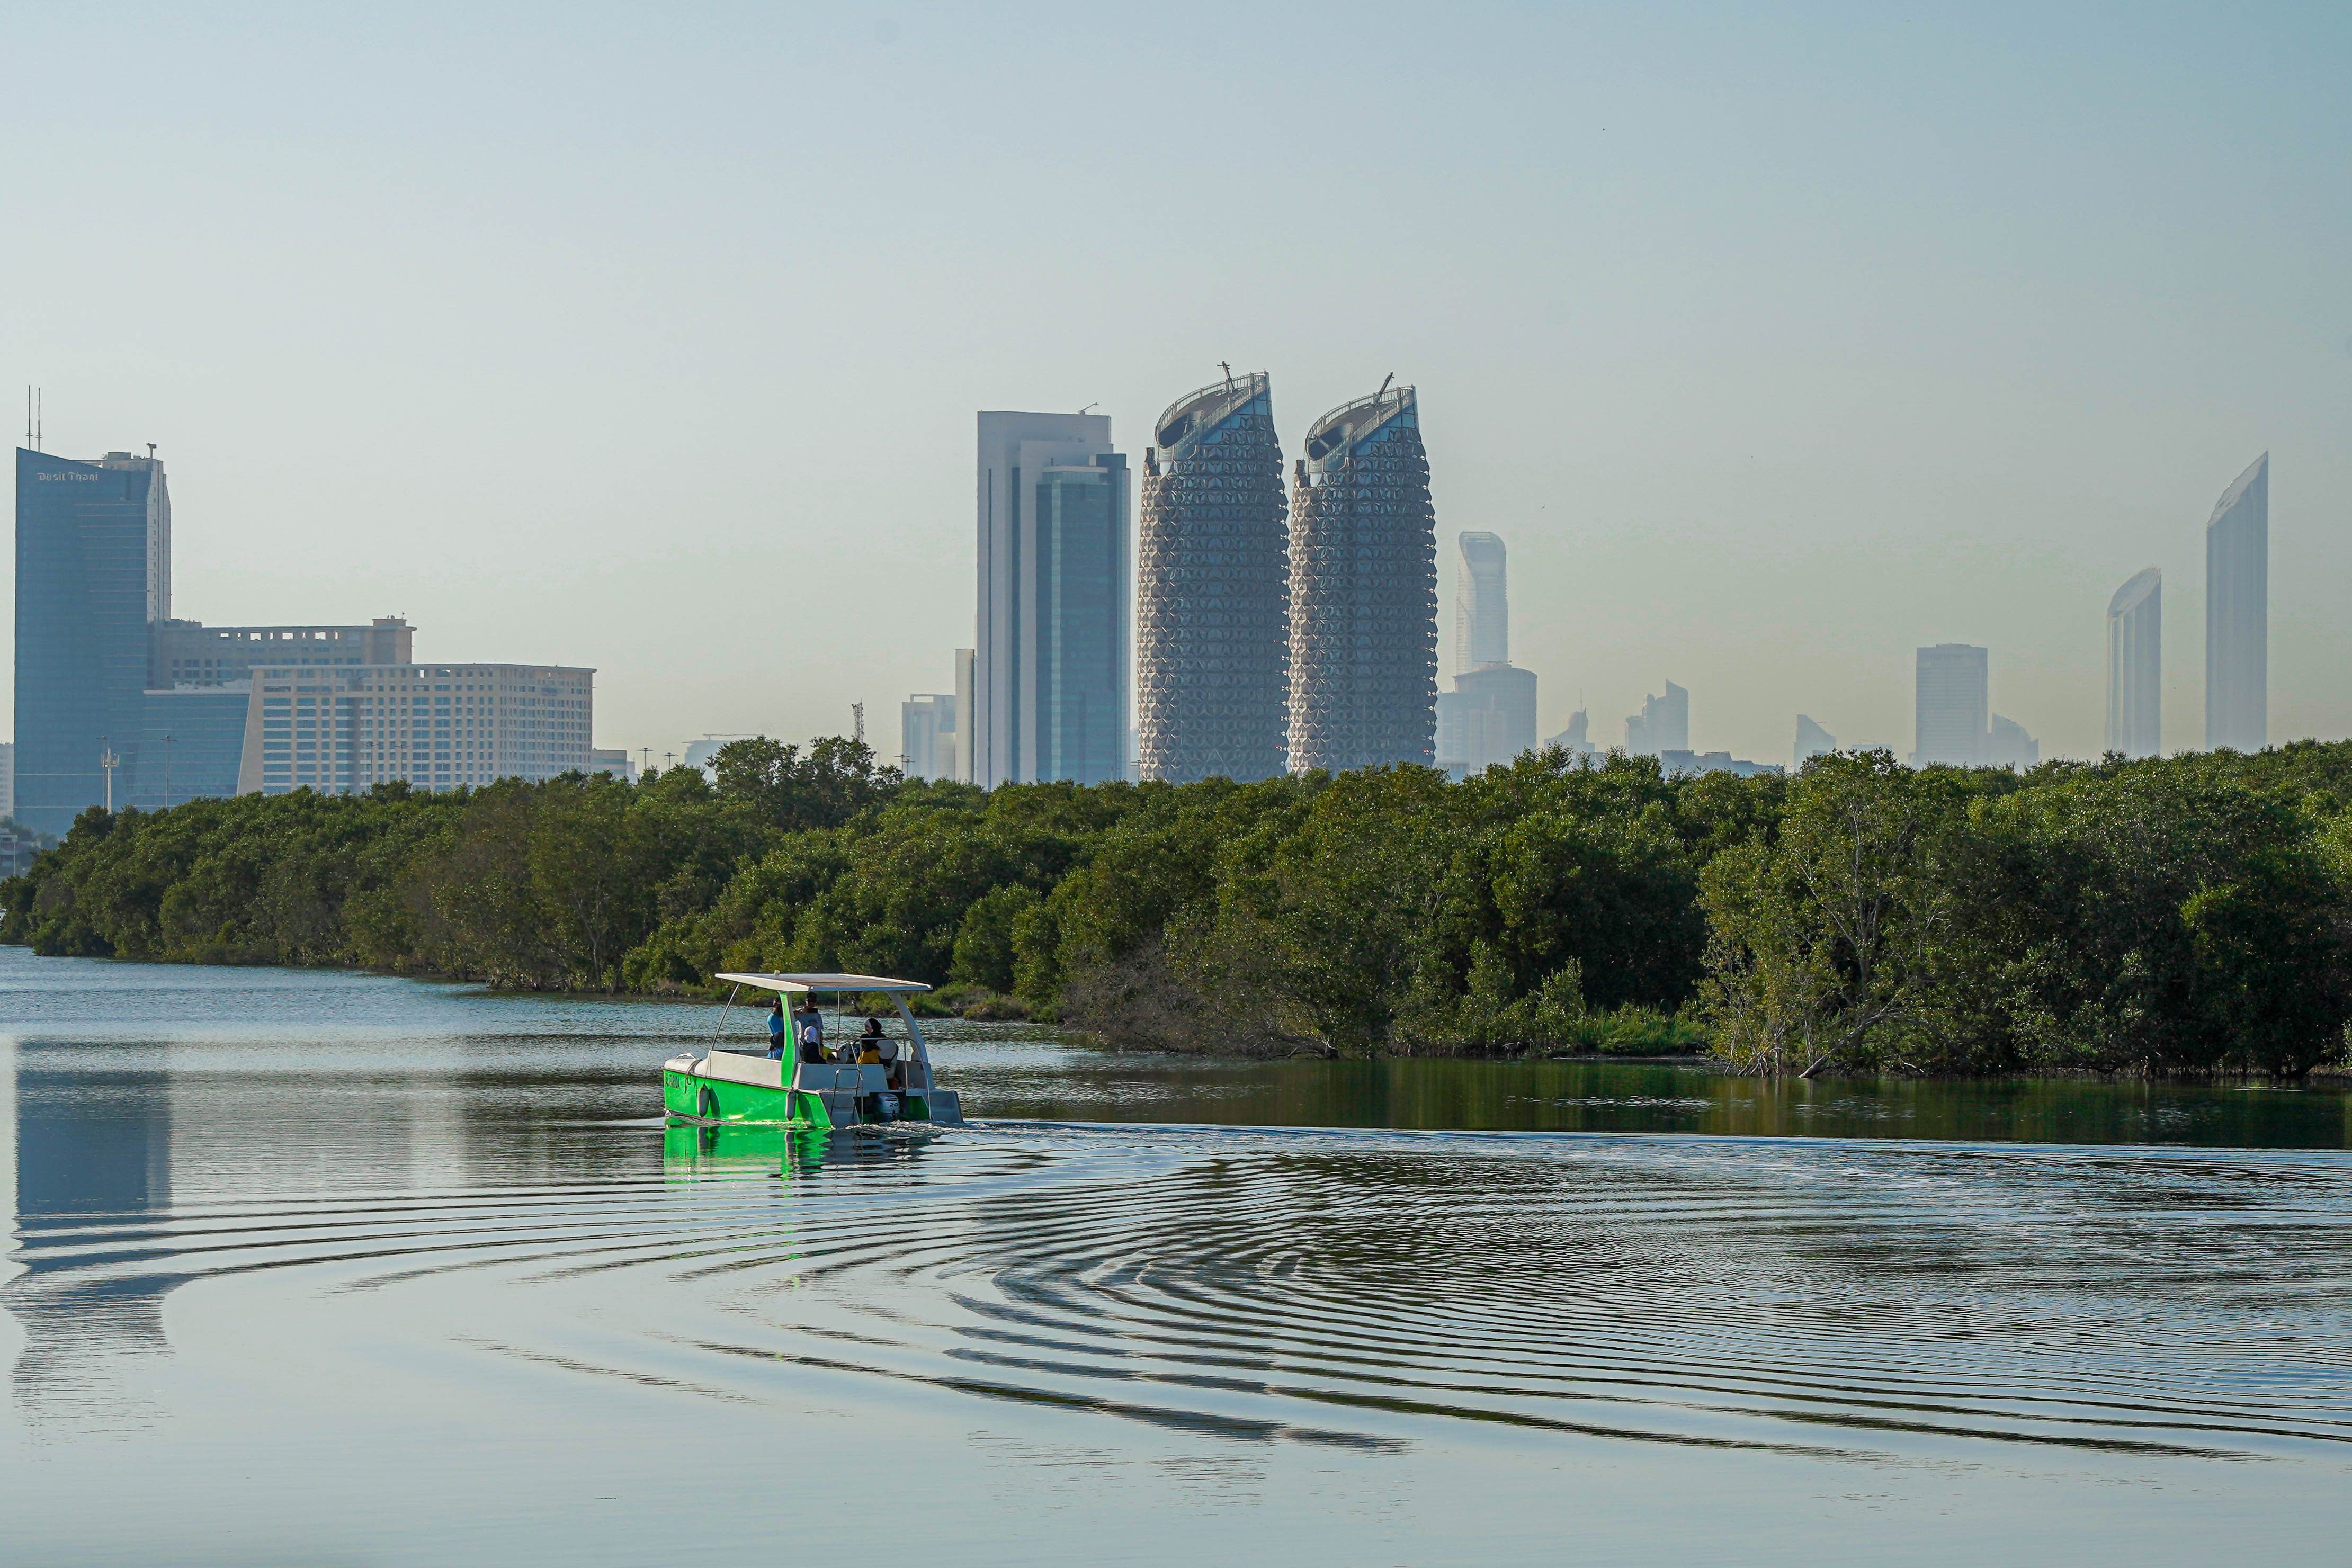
[5,950,2350,1564]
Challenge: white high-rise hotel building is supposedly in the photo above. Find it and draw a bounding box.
[235,662,595,796]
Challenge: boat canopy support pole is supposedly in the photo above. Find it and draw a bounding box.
[893,996,931,1078]
[709,982,741,1064]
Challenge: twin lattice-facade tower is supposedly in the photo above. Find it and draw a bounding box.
[1136,373,1437,782]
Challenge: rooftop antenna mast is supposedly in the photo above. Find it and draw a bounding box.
[1219,360,1234,397]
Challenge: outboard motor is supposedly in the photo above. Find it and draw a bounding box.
[871,1091,900,1123]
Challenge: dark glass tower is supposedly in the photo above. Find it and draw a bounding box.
[1285,384,1437,772]
[14,449,171,835]
[1033,455,1130,783]
[1135,373,1289,783]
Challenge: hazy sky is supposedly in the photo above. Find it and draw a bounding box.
[6,3,2348,768]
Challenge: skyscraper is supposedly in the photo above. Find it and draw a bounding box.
[900,694,955,781]
[15,447,171,836]
[1135,374,1289,783]
[1915,644,1988,766]
[973,413,1130,785]
[1437,666,1539,775]
[1625,681,1689,756]
[1988,713,2040,770]
[1434,528,1534,774]
[1286,383,1437,773]
[1794,714,1838,766]
[2105,567,2161,758]
[951,648,974,784]
[2204,453,2267,752]
[1545,710,1595,758]
[1454,531,1508,674]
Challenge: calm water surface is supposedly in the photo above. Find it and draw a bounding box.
[4,950,2350,1565]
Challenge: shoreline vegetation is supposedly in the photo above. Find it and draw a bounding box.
[6,737,2352,1081]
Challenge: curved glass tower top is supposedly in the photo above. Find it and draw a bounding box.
[2108,566,2161,619]
[1153,372,1273,458]
[1301,383,1418,476]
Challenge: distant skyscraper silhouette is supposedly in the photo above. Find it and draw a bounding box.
[1989,714,2040,769]
[1435,530,1533,774]
[1436,666,1537,775]
[1624,681,1688,756]
[1545,710,1595,757]
[1915,644,1988,766]
[1135,373,1289,783]
[1794,714,1837,766]
[1286,383,1437,772]
[1454,531,1508,674]
[2204,453,2267,752]
[2105,567,2161,758]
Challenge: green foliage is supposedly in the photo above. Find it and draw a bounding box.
[1698,752,1968,1076]
[1698,750,2352,1078]
[8,738,2352,1078]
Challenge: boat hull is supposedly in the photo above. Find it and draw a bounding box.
[662,1064,961,1129]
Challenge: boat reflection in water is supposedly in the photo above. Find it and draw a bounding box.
[660,1119,936,1181]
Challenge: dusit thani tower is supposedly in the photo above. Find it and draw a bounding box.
[1135,373,1290,782]
[1285,381,1438,772]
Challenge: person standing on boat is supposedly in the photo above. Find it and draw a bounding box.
[766,998,789,1059]
[794,998,827,1060]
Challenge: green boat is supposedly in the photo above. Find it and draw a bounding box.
[662,972,963,1131]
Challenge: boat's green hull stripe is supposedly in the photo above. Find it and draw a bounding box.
[663,1070,938,1128]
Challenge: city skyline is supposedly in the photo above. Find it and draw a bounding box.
[3,10,2347,776]
[13,443,597,829]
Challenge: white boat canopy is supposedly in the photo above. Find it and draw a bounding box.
[713,972,934,994]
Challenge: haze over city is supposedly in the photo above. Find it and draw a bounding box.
[5,4,2348,767]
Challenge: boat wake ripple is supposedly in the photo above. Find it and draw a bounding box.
[11,1123,2352,1461]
